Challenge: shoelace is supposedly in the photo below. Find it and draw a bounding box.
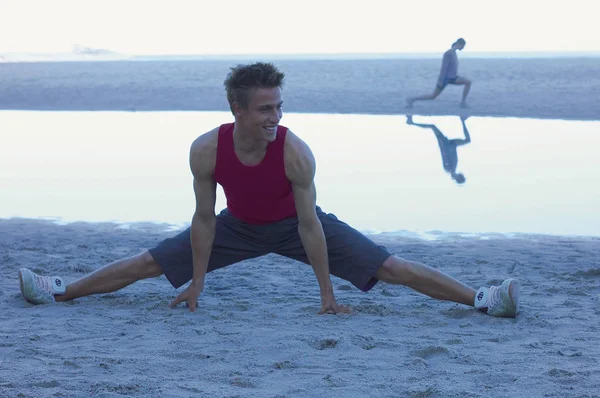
[34,274,54,296]
[486,285,501,309]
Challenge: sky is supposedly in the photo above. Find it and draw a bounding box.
[0,0,597,55]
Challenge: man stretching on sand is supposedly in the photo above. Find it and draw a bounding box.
[407,38,472,109]
[406,115,471,184]
[18,62,518,318]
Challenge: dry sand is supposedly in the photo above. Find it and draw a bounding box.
[1,218,599,397]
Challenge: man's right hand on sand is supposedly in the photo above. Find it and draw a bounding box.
[318,296,352,315]
[169,279,204,312]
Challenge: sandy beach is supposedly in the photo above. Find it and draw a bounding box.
[2,218,599,397]
[2,58,599,398]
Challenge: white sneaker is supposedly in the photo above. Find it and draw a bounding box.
[474,278,520,318]
[18,268,66,305]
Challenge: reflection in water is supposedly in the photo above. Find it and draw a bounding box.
[406,115,471,184]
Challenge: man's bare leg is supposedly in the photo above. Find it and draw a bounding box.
[375,255,475,306]
[455,77,472,108]
[56,251,163,302]
[406,86,443,108]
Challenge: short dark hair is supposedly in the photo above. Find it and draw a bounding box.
[223,62,285,112]
[454,38,466,46]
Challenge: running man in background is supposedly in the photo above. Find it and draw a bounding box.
[407,38,472,108]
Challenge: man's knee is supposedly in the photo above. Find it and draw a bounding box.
[134,251,163,279]
[376,256,414,284]
[456,77,471,87]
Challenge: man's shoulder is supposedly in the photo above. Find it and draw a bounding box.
[191,126,220,155]
[190,126,221,177]
[283,128,316,184]
[284,128,312,157]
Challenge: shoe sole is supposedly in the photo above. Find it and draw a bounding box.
[504,278,520,317]
[18,268,26,296]
[18,268,36,305]
[19,270,23,294]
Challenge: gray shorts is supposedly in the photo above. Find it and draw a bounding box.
[148,207,391,292]
[437,76,460,89]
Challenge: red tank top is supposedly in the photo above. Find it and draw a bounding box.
[213,123,297,224]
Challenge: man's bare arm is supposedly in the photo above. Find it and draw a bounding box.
[190,131,218,283]
[285,131,349,314]
[438,51,451,87]
[170,129,218,311]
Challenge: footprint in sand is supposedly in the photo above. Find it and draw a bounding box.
[351,335,377,350]
[273,360,296,369]
[230,377,256,388]
[32,380,60,388]
[63,360,82,369]
[573,268,600,278]
[546,368,579,385]
[354,303,401,316]
[444,338,462,345]
[411,345,450,360]
[309,338,338,350]
[441,307,473,319]
[323,374,347,387]
[406,357,429,370]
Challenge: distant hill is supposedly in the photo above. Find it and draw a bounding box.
[0,45,131,62]
[72,45,118,56]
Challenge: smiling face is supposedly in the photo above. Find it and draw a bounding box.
[233,86,283,144]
